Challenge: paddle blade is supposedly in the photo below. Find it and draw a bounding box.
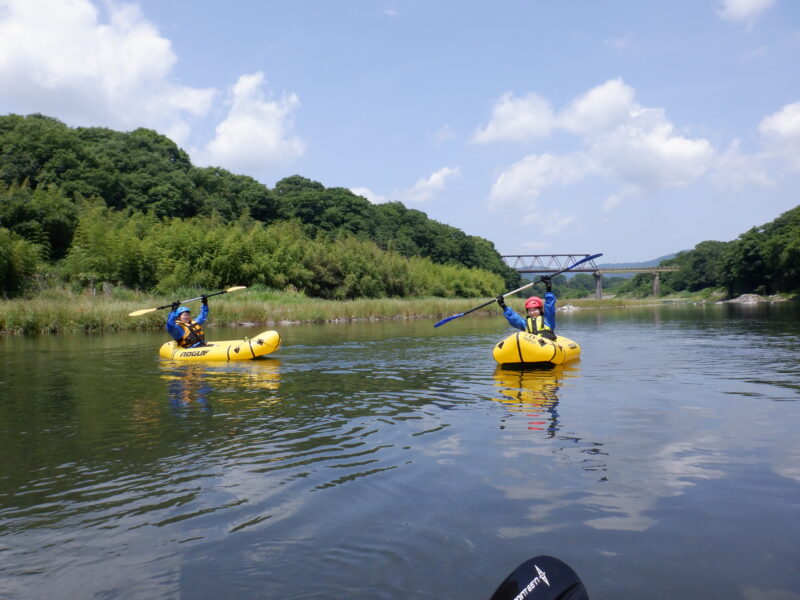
[490,555,588,600]
[434,313,465,328]
[225,286,247,293]
[128,307,158,317]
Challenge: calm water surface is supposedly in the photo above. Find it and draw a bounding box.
[1,303,799,599]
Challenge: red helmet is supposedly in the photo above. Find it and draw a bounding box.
[525,296,543,309]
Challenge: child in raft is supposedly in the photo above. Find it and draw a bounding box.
[496,277,557,340]
[166,295,209,348]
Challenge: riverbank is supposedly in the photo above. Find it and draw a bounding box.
[0,286,788,335]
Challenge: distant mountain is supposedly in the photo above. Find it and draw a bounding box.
[596,252,682,270]
[593,252,684,279]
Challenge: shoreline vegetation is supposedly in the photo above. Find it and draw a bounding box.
[1,286,791,336]
[4,116,799,333]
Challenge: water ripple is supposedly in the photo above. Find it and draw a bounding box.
[3,311,800,598]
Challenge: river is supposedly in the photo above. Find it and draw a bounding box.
[1,303,799,599]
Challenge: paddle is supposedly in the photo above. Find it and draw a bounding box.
[127,286,247,317]
[490,555,589,600]
[434,253,602,328]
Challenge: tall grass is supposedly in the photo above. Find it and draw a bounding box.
[0,286,498,334]
[0,285,722,335]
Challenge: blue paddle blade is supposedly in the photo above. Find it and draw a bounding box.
[490,555,588,600]
[434,313,465,328]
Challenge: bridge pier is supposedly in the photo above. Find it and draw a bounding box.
[594,272,603,300]
[652,272,660,297]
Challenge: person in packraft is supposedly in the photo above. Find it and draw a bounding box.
[496,277,557,340]
[166,295,209,348]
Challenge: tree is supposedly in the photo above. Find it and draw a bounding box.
[662,240,727,292]
[0,227,41,296]
[0,182,78,259]
[720,228,768,296]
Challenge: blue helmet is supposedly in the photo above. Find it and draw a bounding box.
[175,306,191,315]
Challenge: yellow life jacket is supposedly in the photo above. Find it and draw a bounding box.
[525,315,552,335]
[176,320,206,348]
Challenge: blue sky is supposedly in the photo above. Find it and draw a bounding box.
[1,0,798,263]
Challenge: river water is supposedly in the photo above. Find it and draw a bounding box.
[1,303,799,599]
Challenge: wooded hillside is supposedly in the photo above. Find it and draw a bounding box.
[620,205,800,297]
[0,114,520,298]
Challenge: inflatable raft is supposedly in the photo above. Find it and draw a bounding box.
[492,331,580,367]
[159,330,281,362]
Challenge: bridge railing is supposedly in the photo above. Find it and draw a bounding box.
[500,254,679,298]
[501,254,601,273]
[595,267,679,274]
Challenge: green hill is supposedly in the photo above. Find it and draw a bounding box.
[619,207,800,297]
[0,114,520,298]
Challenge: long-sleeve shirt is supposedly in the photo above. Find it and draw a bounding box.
[165,303,208,343]
[502,291,556,331]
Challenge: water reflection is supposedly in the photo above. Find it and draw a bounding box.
[163,365,212,411]
[492,363,580,437]
[3,307,799,599]
[159,360,281,412]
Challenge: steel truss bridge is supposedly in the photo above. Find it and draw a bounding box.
[501,254,679,298]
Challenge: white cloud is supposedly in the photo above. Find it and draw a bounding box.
[485,79,715,211]
[758,101,800,171]
[350,187,388,204]
[591,107,715,188]
[488,153,594,213]
[603,35,632,50]
[603,194,623,211]
[602,185,643,211]
[560,80,715,190]
[351,167,460,206]
[195,72,305,178]
[559,78,635,136]
[535,210,577,236]
[759,101,800,142]
[717,0,775,22]
[472,92,556,144]
[520,240,553,252]
[396,166,460,203]
[0,0,306,175]
[0,0,215,142]
[710,140,774,190]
